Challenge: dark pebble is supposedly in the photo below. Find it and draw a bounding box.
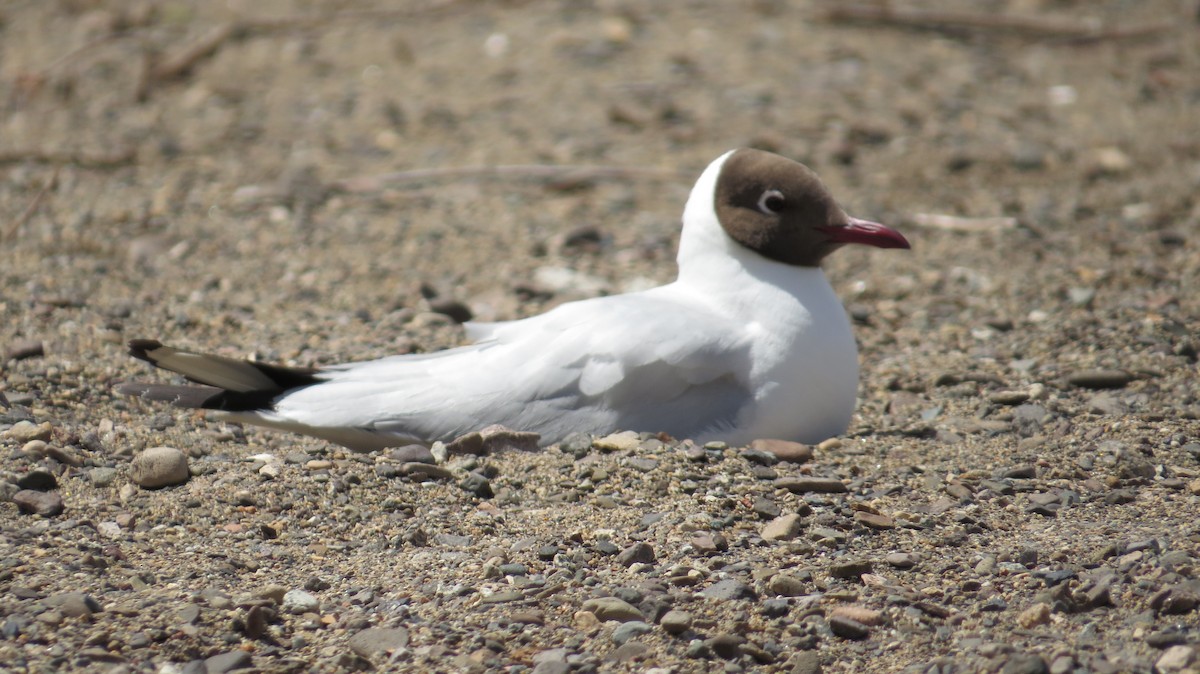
[706,633,744,659]
[739,448,779,466]
[752,497,781,519]
[617,542,656,566]
[460,471,494,498]
[1067,369,1133,389]
[399,463,454,481]
[429,298,472,323]
[829,559,872,579]
[15,470,57,491]
[829,615,870,640]
[5,340,45,361]
[13,490,64,517]
[204,650,252,674]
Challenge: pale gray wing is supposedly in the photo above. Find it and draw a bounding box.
[272,290,756,445]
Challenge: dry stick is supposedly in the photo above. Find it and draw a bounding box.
[822,4,1172,42]
[330,164,694,193]
[3,167,59,242]
[0,147,136,169]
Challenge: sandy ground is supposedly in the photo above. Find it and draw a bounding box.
[1,1,1199,672]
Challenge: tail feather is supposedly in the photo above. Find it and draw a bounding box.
[122,340,321,412]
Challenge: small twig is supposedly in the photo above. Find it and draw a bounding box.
[0,147,136,169]
[910,213,1017,233]
[822,4,1172,43]
[3,168,59,242]
[330,164,694,194]
[149,22,237,83]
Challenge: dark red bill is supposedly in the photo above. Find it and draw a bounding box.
[818,217,911,249]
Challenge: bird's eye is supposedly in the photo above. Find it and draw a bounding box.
[757,189,785,215]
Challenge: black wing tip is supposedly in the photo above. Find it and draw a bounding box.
[128,339,164,362]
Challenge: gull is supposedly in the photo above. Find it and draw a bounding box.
[119,149,909,450]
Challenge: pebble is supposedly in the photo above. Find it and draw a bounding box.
[699,579,757,601]
[761,513,804,541]
[130,447,190,488]
[1155,646,1196,673]
[832,605,883,626]
[16,469,57,491]
[611,620,652,644]
[89,467,118,487]
[1017,602,1051,627]
[3,421,52,443]
[581,597,644,622]
[617,542,656,566]
[399,462,454,480]
[593,431,641,452]
[706,634,744,659]
[477,424,540,453]
[282,589,320,614]
[204,650,252,674]
[767,573,806,597]
[46,592,100,617]
[854,511,895,529]
[989,390,1031,405]
[660,609,692,634]
[751,438,813,463]
[775,476,847,494]
[460,471,493,497]
[886,552,918,569]
[389,444,435,463]
[13,490,64,517]
[1067,369,1133,389]
[348,627,410,658]
[829,559,872,579]
[828,614,870,639]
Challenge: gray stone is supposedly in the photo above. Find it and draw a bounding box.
[388,445,435,463]
[204,650,252,674]
[700,579,757,601]
[660,609,692,634]
[89,467,118,487]
[130,447,189,488]
[611,620,652,644]
[46,592,100,617]
[281,589,319,614]
[347,627,410,658]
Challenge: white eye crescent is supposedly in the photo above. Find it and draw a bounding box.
[757,189,785,215]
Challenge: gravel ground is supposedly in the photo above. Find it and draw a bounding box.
[2,1,1199,672]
